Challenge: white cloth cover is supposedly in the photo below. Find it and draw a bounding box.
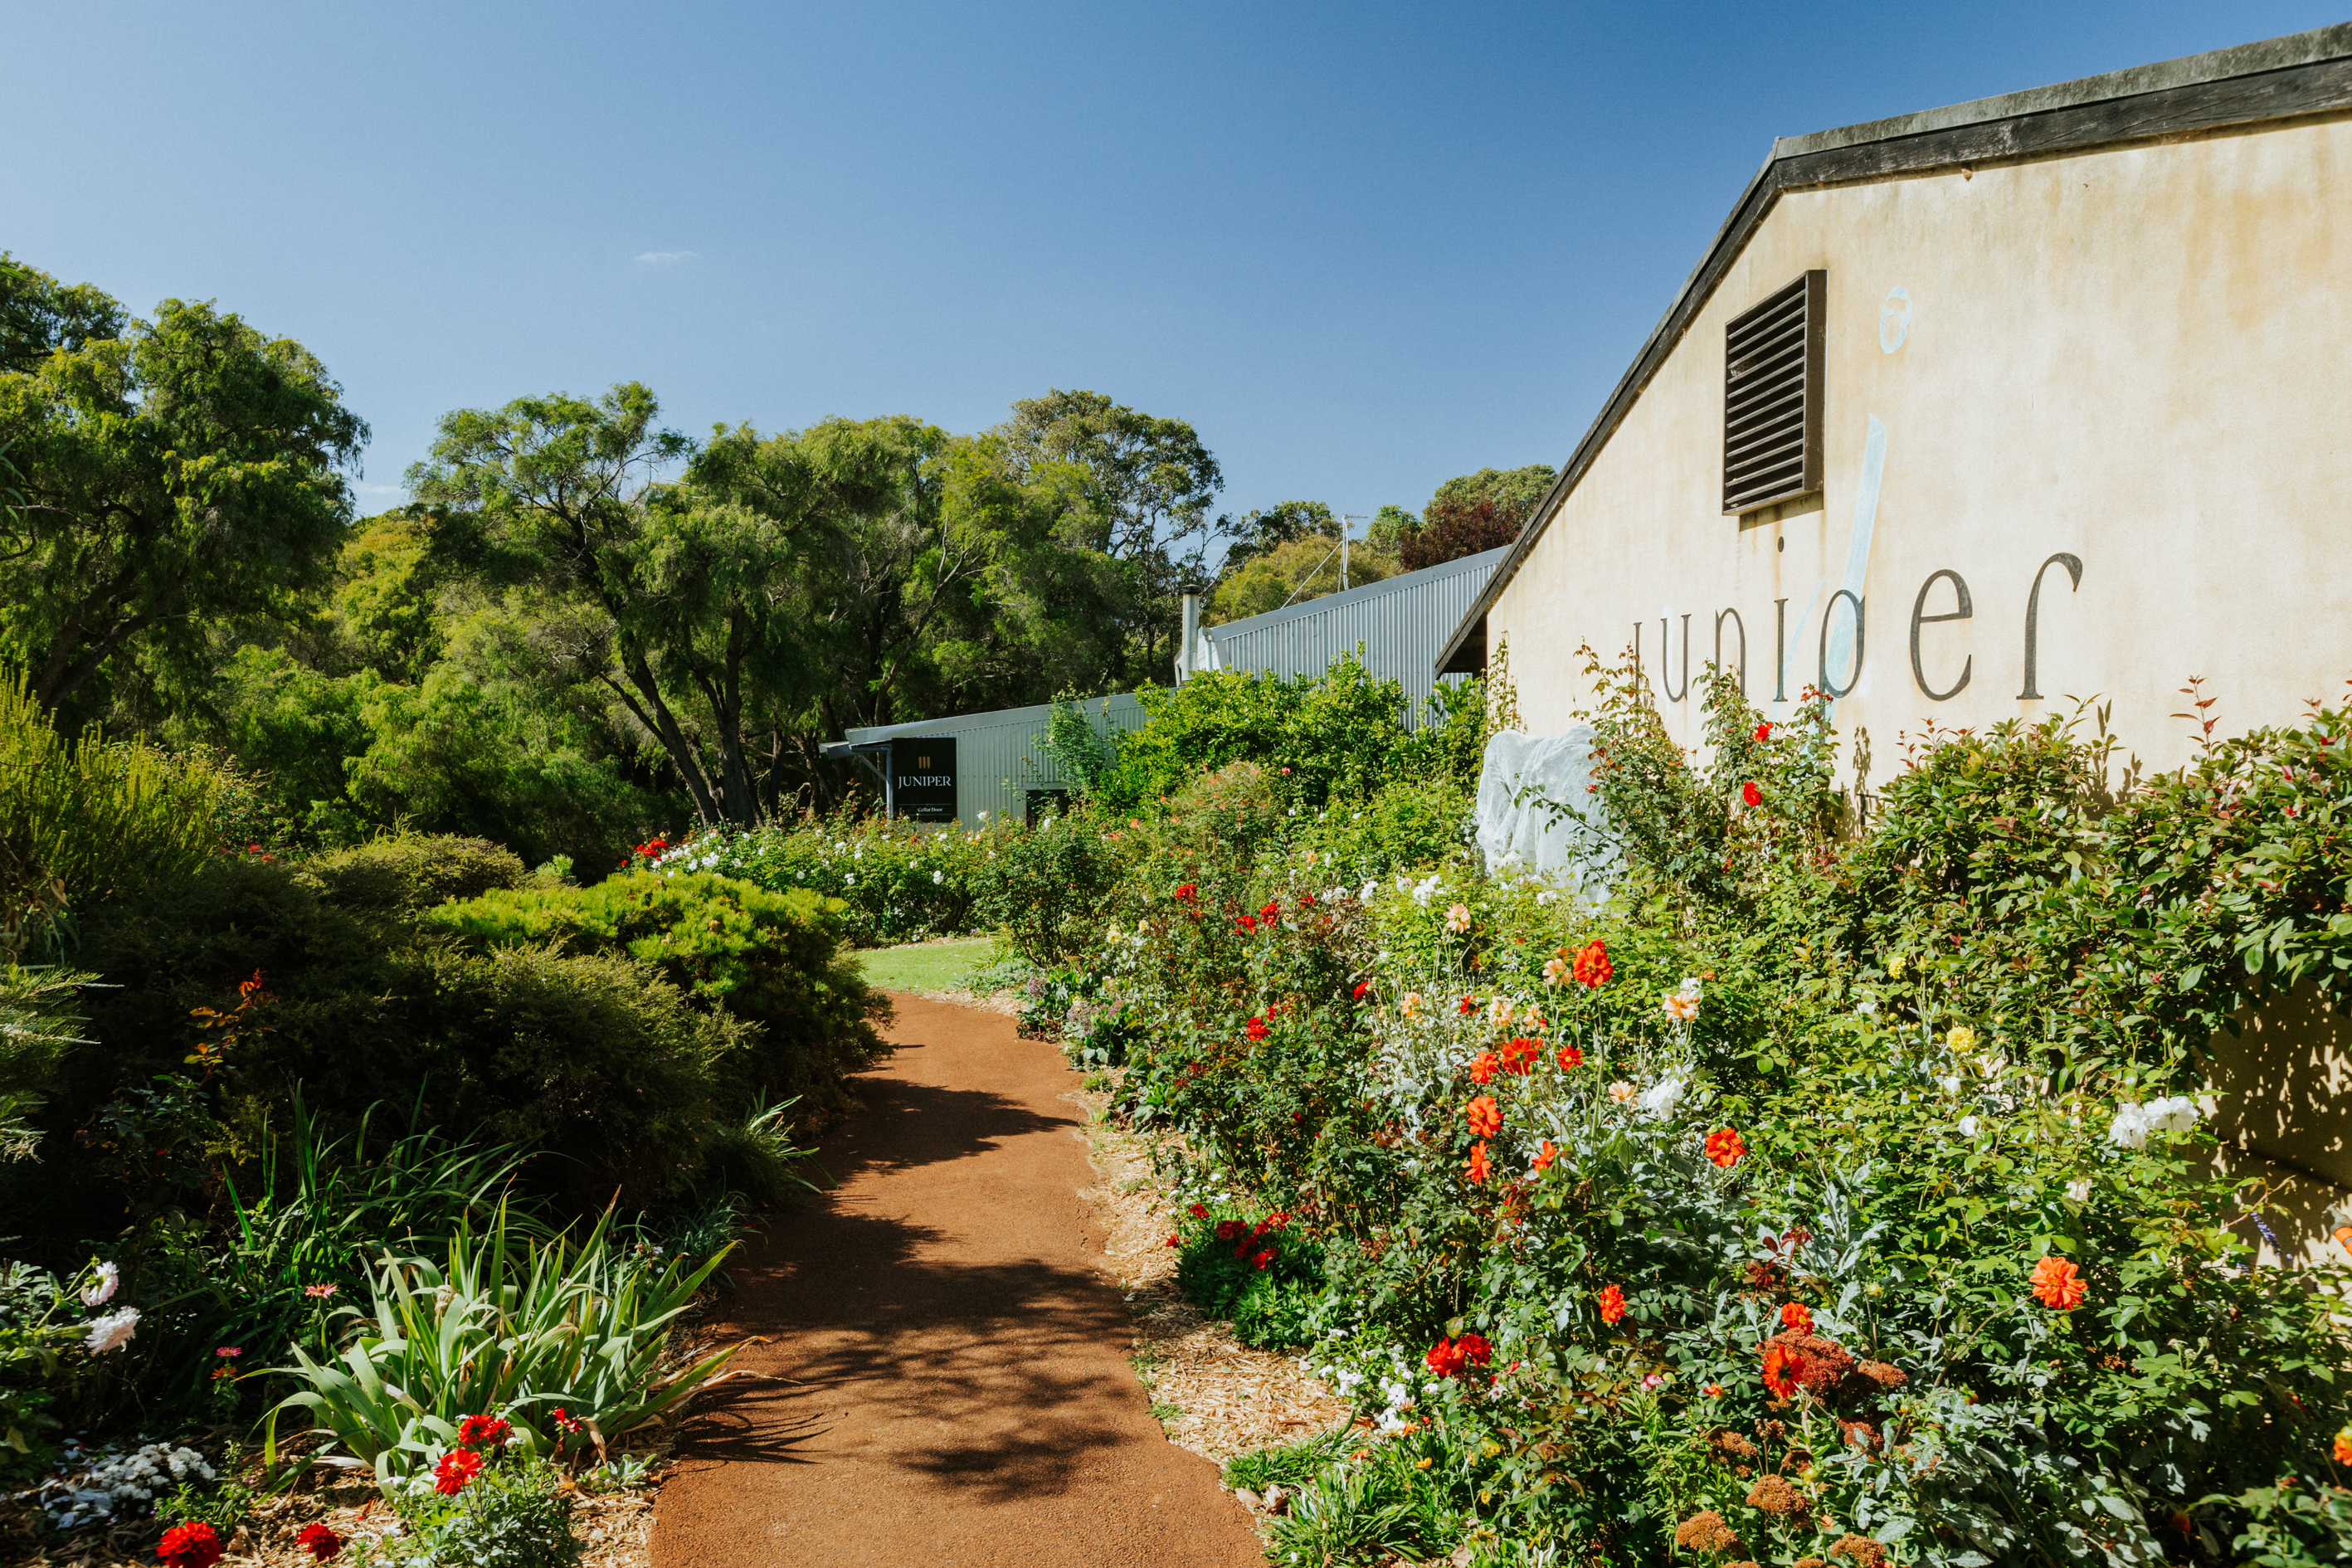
[1473,728,1615,897]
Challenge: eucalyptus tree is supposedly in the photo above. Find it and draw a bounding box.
[994,389,1222,672]
[407,383,757,824]
[0,260,368,718]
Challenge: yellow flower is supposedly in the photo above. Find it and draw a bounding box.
[1946,1025,1979,1056]
[1887,954,1906,979]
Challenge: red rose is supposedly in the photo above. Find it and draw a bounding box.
[1597,1283,1628,1325]
[1186,1203,1209,1220]
[1252,1249,1276,1269]
[1741,780,1762,807]
[1215,1220,1244,1241]
[1754,721,1771,742]
[1259,901,1282,923]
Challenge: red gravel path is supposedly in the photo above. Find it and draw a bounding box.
[650,996,1265,1568]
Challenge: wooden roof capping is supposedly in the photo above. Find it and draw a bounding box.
[1434,20,2352,679]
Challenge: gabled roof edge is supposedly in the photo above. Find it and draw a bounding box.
[1434,22,2352,680]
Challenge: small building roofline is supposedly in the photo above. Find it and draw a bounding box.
[1435,21,2352,679]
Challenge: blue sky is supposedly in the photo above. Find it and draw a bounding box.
[3,2,2339,530]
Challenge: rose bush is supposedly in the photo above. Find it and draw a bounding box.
[1077,657,2352,1566]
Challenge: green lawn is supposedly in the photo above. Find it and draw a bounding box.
[855,936,998,993]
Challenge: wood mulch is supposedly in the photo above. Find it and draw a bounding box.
[1066,1074,1353,1473]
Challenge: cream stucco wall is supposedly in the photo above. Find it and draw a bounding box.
[1493,115,2352,785]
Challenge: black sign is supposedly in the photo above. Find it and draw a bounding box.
[890,737,957,822]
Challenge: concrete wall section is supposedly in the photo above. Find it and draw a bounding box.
[1488,116,2352,785]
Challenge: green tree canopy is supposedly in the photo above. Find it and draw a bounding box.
[994,389,1222,671]
[0,279,368,716]
[1209,535,1396,624]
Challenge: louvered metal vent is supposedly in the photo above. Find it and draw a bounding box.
[1722,270,1825,515]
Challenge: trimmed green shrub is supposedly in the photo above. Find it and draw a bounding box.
[423,869,889,1120]
[308,833,535,916]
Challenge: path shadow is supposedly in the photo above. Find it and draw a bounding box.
[813,1059,1074,1185]
[677,1196,1148,1504]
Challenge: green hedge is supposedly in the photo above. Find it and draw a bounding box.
[424,869,889,1116]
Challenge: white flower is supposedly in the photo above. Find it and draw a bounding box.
[1607,1079,1638,1107]
[845,875,855,887]
[1411,874,1442,908]
[1638,1075,1687,1119]
[933,869,943,884]
[2067,1178,2092,1202]
[1105,923,1123,942]
[80,1261,119,1307]
[1488,997,1515,1028]
[1361,879,1380,903]
[85,1307,139,1355]
[1938,1076,1963,1096]
[2109,1095,2203,1150]
[1536,890,1557,906]
[1956,1114,1980,1138]
[1856,1000,1879,1016]
[977,811,989,821]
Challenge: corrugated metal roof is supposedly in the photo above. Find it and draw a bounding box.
[1202,547,1507,716]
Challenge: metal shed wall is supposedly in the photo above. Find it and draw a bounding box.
[1200,547,1507,719]
[842,694,1148,830]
